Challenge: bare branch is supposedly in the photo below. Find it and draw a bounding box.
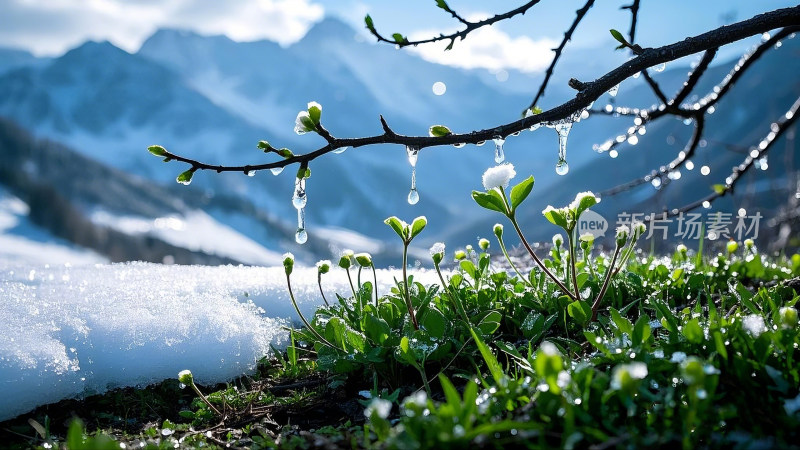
[664,95,800,216]
[526,0,596,113]
[366,1,542,48]
[157,6,800,177]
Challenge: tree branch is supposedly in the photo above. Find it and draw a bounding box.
[525,0,595,113]
[365,1,542,49]
[155,6,800,178]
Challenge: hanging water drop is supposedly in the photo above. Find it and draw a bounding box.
[270,166,284,175]
[492,136,505,164]
[295,208,308,244]
[333,146,348,154]
[651,176,662,189]
[246,170,256,177]
[292,177,307,209]
[529,123,541,132]
[408,189,419,205]
[653,62,666,72]
[555,159,569,175]
[406,146,420,204]
[554,121,572,172]
[453,142,465,148]
[476,140,486,146]
[607,83,620,97]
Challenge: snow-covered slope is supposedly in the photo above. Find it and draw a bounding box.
[0,262,442,421]
[0,187,106,266]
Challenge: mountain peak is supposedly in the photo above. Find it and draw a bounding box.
[299,17,360,44]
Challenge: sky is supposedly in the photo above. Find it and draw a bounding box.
[0,0,796,73]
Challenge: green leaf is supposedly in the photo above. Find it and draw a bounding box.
[384,216,407,240]
[712,184,727,194]
[470,328,504,385]
[398,336,417,366]
[176,169,194,185]
[475,310,502,335]
[277,148,293,158]
[410,216,427,240]
[632,315,651,346]
[67,419,84,450]
[392,33,407,44]
[148,145,167,157]
[509,175,534,211]
[567,301,592,325]
[308,103,322,124]
[439,375,461,416]
[444,40,455,51]
[609,307,633,335]
[472,190,507,214]
[575,194,598,218]
[460,260,477,280]
[257,140,273,151]
[364,314,391,345]
[610,29,627,45]
[543,207,569,229]
[420,308,447,339]
[428,125,452,137]
[296,166,311,179]
[435,0,449,9]
[682,318,704,344]
[364,14,375,31]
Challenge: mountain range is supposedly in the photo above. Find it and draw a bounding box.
[0,17,797,265]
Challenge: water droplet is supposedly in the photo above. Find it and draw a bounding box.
[292,177,307,209]
[608,83,620,97]
[651,177,662,189]
[432,81,446,96]
[270,166,284,175]
[408,189,419,204]
[529,123,541,132]
[653,62,666,72]
[177,178,191,186]
[246,170,256,177]
[295,208,307,244]
[555,159,569,175]
[668,170,681,180]
[511,131,520,136]
[554,121,572,168]
[453,142,465,148]
[492,136,505,163]
[476,140,486,146]
[333,146,348,154]
[700,165,710,176]
[406,146,419,167]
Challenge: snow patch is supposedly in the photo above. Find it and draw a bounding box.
[0,262,442,421]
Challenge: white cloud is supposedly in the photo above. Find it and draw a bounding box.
[0,0,324,56]
[408,23,557,74]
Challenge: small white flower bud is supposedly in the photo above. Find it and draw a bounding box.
[479,238,490,251]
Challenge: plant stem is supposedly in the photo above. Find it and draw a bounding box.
[496,233,532,286]
[566,229,580,298]
[286,273,341,350]
[317,273,330,307]
[371,266,379,308]
[190,382,222,416]
[509,217,577,301]
[402,243,420,329]
[434,262,469,323]
[591,245,622,321]
[345,267,358,304]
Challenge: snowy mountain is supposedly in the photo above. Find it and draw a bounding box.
[0,18,797,262]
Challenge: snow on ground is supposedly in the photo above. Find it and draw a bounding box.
[90,209,284,266]
[0,189,107,266]
[0,262,442,421]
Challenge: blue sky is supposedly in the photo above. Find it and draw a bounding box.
[0,0,795,72]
